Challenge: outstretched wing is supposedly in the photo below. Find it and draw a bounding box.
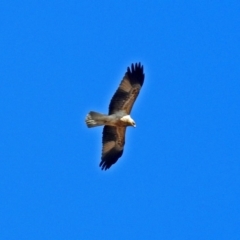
[109,63,144,115]
[100,126,126,170]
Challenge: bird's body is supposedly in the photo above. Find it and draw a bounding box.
[85,63,144,170]
[86,112,135,128]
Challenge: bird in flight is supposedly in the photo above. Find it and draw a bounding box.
[85,63,145,170]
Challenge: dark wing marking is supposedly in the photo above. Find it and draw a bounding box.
[100,126,126,170]
[109,63,144,114]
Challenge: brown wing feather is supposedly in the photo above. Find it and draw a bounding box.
[100,126,126,170]
[109,63,144,114]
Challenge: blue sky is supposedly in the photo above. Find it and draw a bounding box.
[1,1,240,239]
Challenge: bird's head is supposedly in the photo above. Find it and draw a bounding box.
[120,115,136,127]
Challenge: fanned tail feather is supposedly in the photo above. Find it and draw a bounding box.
[85,111,107,128]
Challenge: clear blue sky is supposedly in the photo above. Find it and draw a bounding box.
[1,1,240,239]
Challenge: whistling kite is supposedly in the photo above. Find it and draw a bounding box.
[85,63,144,170]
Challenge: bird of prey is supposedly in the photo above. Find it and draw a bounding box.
[85,63,144,170]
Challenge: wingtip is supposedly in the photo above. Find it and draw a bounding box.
[131,62,143,71]
[99,160,110,170]
[100,146,124,171]
[126,62,144,86]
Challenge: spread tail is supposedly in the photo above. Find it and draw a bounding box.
[85,111,108,128]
